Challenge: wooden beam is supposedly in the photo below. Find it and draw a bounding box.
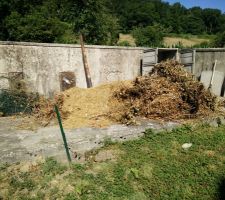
[80,34,93,88]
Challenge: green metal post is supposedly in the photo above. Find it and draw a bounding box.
[55,105,72,162]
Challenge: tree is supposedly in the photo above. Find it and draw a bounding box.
[5,11,67,43]
[71,0,120,45]
[202,9,221,33]
[213,32,225,47]
[1,0,225,44]
[182,14,205,34]
[168,2,187,33]
[132,24,164,47]
[0,0,11,40]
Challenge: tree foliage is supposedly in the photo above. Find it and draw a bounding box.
[213,32,225,47]
[0,0,225,45]
[71,0,119,45]
[132,25,164,47]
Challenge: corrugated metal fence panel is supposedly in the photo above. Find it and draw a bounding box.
[183,65,192,73]
[143,56,157,64]
[180,49,194,65]
[143,49,157,64]
[142,65,154,75]
[180,49,195,73]
[142,49,157,75]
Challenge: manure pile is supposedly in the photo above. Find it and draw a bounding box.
[110,60,217,124]
[35,60,217,128]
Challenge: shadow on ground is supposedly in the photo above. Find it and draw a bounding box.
[218,178,225,200]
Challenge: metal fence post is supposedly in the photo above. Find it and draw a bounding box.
[55,105,72,163]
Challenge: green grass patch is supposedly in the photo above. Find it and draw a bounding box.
[1,124,225,199]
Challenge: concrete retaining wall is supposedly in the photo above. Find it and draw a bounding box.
[0,42,144,97]
[195,48,225,77]
[1,41,225,97]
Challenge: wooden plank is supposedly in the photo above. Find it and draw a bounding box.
[80,34,92,88]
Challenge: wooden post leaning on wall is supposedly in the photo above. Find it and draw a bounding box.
[80,34,93,88]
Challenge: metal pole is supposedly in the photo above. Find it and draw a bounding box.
[80,34,93,88]
[55,105,72,163]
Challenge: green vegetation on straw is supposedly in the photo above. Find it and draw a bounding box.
[0,90,39,116]
[1,124,225,199]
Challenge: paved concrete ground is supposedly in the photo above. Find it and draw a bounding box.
[0,117,180,163]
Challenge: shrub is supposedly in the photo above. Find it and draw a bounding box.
[0,90,39,116]
[213,31,225,47]
[117,40,132,47]
[132,25,164,47]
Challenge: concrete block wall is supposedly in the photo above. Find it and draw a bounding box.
[0,42,144,97]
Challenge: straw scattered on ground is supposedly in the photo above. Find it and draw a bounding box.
[60,81,132,129]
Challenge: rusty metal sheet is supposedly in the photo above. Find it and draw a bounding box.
[60,71,76,91]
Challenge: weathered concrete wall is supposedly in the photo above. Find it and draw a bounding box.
[195,49,225,77]
[0,42,144,97]
[1,42,225,97]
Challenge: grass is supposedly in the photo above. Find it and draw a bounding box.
[1,124,225,199]
[118,33,215,48]
[118,33,136,47]
[163,35,214,48]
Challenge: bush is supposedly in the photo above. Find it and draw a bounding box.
[213,31,225,47]
[117,40,132,47]
[5,11,68,43]
[132,25,164,47]
[0,90,39,116]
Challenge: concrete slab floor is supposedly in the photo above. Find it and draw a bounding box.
[0,117,180,164]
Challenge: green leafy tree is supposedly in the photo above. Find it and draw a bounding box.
[0,0,11,39]
[132,24,165,47]
[5,11,67,43]
[71,0,120,45]
[169,3,187,33]
[202,8,221,33]
[213,32,225,47]
[182,15,205,34]
[1,0,225,44]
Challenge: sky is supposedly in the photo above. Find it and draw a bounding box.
[165,0,225,12]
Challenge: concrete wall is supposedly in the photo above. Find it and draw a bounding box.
[1,42,225,97]
[195,49,225,77]
[0,42,144,97]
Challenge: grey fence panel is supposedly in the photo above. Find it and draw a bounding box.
[142,65,154,75]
